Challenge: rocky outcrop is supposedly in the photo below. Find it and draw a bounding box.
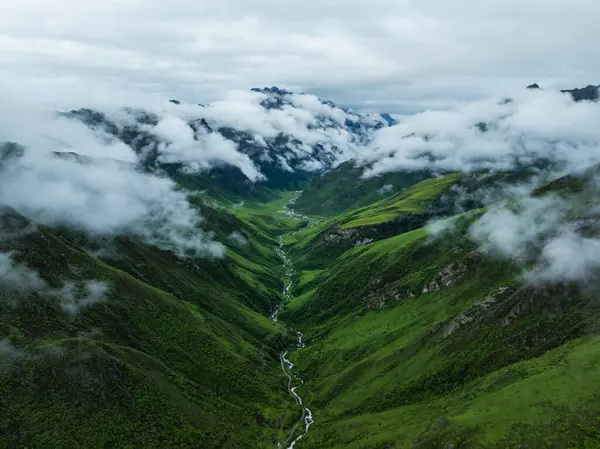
[363,286,415,309]
[444,286,513,337]
[354,238,374,247]
[422,253,482,294]
[323,228,360,244]
[561,84,600,102]
[501,284,578,326]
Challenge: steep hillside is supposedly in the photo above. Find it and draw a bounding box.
[292,161,434,216]
[0,199,303,448]
[279,170,600,448]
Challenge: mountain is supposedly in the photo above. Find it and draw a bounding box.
[0,199,303,447]
[561,84,600,102]
[3,84,600,448]
[280,168,600,448]
[64,87,394,199]
[526,82,600,101]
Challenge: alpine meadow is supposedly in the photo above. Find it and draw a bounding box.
[2,1,600,448]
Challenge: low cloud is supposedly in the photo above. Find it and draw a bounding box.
[469,189,600,283]
[469,195,569,263]
[151,115,264,181]
[0,147,224,258]
[377,184,394,195]
[228,231,249,246]
[0,94,228,258]
[190,89,388,173]
[0,251,46,293]
[0,251,110,313]
[533,230,600,282]
[52,88,389,184]
[360,89,600,179]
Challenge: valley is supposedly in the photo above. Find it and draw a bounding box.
[3,85,600,448]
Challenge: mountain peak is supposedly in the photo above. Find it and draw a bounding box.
[251,86,292,96]
[561,84,600,102]
[527,83,540,89]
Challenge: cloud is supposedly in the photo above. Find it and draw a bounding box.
[152,115,263,181]
[0,251,110,313]
[48,88,386,183]
[0,94,230,259]
[469,189,600,283]
[377,184,394,195]
[52,280,109,315]
[469,195,569,262]
[360,89,600,178]
[1,0,599,112]
[194,89,385,170]
[228,231,248,246]
[0,147,224,258]
[534,230,600,282]
[0,251,46,293]
[0,338,22,362]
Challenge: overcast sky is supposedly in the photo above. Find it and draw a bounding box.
[1,0,599,113]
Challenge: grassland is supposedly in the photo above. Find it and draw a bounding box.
[3,170,600,449]
[0,194,304,448]
[276,175,600,448]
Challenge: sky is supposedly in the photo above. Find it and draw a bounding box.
[1,0,599,113]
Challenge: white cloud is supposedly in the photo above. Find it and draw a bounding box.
[0,251,110,313]
[534,230,600,282]
[361,90,600,178]
[0,252,46,293]
[228,231,248,246]
[0,104,225,258]
[52,280,109,315]
[377,184,394,195]
[469,195,569,262]
[469,191,600,283]
[152,115,263,181]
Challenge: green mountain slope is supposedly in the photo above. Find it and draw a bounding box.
[3,159,600,449]
[277,173,600,448]
[0,203,301,448]
[293,161,434,216]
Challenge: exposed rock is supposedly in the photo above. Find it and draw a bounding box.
[363,287,413,309]
[502,284,577,326]
[324,228,360,244]
[561,84,600,102]
[444,286,513,337]
[422,261,468,293]
[527,83,540,89]
[444,313,474,337]
[354,238,374,247]
[477,286,511,309]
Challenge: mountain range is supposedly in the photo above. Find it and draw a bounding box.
[1,84,600,448]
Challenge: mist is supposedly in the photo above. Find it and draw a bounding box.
[360,88,600,179]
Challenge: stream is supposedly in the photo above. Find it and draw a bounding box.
[272,198,315,449]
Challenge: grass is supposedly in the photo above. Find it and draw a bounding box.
[297,270,325,289]
[0,204,299,448]
[340,174,461,229]
[4,169,600,449]
[302,335,600,448]
[278,179,600,448]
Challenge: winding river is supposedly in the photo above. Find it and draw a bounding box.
[272,198,315,449]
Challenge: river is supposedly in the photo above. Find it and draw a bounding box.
[272,197,314,449]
